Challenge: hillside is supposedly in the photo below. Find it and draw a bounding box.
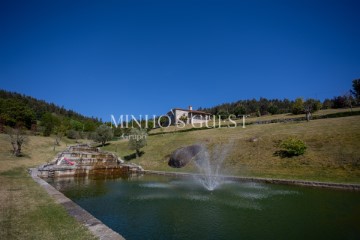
[102,115,360,183]
[0,89,101,131]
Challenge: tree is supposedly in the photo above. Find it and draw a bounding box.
[40,112,60,136]
[70,119,83,131]
[351,79,360,104]
[67,129,80,140]
[53,125,67,150]
[83,120,97,132]
[268,104,279,115]
[0,98,35,129]
[292,98,304,115]
[0,117,5,133]
[322,99,332,109]
[344,91,354,112]
[6,127,28,157]
[303,98,322,121]
[234,105,246,117]
[217,110,229,120]
[128,128,147,158]
[94,125,113,146]
[332,96,347,108]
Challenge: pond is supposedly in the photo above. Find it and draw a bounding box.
[47,174,360,240]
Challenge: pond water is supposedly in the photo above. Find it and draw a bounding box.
[47,174,360,240]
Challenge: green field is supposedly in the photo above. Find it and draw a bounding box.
[0,135,96,240]
[104,115,360,183]
[149,107,360,134]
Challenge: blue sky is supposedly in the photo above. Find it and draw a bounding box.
[1,0,359,121]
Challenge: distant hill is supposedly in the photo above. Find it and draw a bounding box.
[0,89,101,133]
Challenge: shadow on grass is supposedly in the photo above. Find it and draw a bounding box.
[94,143,110,148]
[273,150,296,158]
[123,151,144,161]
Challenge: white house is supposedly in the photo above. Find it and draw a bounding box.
[168,106,211,125]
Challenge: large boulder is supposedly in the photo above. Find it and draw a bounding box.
[168,144,204,168]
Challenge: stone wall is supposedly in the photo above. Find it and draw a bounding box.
[38,144,144,178]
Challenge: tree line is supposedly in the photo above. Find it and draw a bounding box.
[0,89,102,135]
[198,79,360,118]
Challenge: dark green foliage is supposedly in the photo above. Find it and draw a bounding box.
[0,98,36,129]
[322,99,333,109]
[351,79,360,103]
[304,99,322,113]
[40,112,60,136]
[217,110,229,119]
[201,98,294,116]
[332,96,347,108]
[83,120,97,132]
[0,89,101,133]
[277,137,307,157]
[234,105,246,116]
[268,104,279,115]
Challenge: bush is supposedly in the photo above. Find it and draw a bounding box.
[278,137,307,157]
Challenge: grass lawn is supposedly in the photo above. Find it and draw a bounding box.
[0,112,359,239]
[103,115,360,183]
[0,135,96,240]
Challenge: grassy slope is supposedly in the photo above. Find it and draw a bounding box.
[150,107,360,133]
[0,135,96,240]
[103,115,360,183]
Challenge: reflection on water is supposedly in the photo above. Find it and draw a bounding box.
[47,174,360,240]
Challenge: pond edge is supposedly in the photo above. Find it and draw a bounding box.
[144,170,360,191]
[29,168,126,240]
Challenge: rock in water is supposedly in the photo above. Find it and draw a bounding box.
[168,144,204,168]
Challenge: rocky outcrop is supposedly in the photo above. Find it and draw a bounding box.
[168,144,204,168]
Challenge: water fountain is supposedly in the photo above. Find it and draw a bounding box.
[168,143,232,191]
[192,143,232,191]
[47,143,360,240]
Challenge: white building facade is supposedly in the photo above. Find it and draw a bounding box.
[168,106,211,125]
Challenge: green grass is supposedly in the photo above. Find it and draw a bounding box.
[0,113,359,239]
[149,107,360,134]
[103,115,360,183]
[0,135,96,240]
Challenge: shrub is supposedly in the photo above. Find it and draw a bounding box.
[278,137,307,157]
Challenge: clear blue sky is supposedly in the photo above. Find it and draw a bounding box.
[1,0,359,121]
